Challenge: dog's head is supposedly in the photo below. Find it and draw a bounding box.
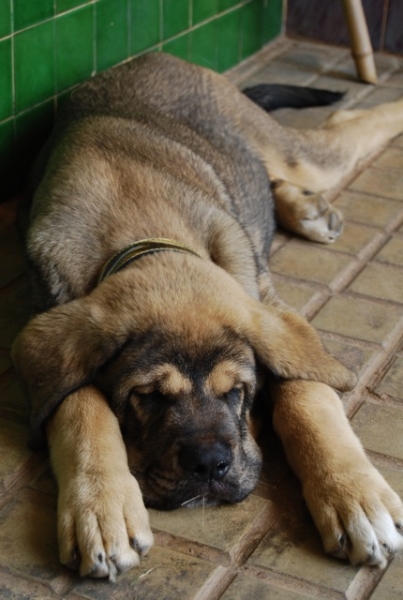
[13,254,356,508]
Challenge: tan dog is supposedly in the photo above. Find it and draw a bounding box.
[12,53,403,580]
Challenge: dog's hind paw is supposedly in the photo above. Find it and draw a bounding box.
[272,180,344,244]
[299,195,344,243]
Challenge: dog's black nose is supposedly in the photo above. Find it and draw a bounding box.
[179,441,232,482]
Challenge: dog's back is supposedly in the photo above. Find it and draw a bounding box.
[26,53,275,310]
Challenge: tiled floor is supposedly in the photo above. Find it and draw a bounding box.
[1,38,403,599]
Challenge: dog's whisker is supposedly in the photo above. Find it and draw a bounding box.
[181,495,204,506]
[201,493,206,527]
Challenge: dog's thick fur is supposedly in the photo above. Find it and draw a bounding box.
[12,53,403,579]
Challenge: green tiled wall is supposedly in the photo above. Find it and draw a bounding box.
[0,0,283,199]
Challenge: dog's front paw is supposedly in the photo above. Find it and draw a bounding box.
[58,469,153,581]
[305,464,403,568]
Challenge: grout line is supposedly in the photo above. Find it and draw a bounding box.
[344,315,403,418]
[345,564,388,600]
[193,566,237,600]
[0,453,48,511]
[92,0,96,76]
[239,564,346,600]
[366,449,403,471]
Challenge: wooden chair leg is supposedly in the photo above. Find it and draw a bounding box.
[342,0,378,84]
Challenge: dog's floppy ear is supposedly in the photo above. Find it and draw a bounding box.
[241,297,356,392]
[12,292,132,448]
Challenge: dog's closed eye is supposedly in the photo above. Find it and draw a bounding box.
[221,384,245,404]
[134,389,168,405]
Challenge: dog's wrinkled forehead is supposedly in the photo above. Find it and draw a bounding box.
[111,325,257,400]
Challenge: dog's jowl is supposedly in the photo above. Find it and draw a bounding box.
[12,53,403,579]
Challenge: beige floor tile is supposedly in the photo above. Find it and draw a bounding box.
[350,168,403,202]
[222,572,311,600]
[0,419,32,492]
[370,559,403,600]
[356,86,403,108]
[348,262,403,303]
[373,146,403,171]
[375,355,403,400]
[330,52,401,82]
[241,61,317,87]
[376,237,403,266]
[73,545,217,600]
[322,338,375,376]
[248,515,358,592]
[352,402,403,459]
[0,569,64,600]
[278,43,347,71]
[150,493,269,560]
[272,278,318,312]
[325,221,378,255]
[386,70,403,89]
[392,133,403,149]
[0,490,59,581]
[334,190,403,228]
[311,295,403,343]
[312,74,368,100]
[378,465,403,498]
[270,241,351,285]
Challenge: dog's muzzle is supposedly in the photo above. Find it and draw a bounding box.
[178,440,232,484]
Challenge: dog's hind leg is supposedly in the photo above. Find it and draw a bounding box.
[262,97,403,242]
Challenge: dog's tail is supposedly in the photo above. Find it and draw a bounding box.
[242,84,345,112]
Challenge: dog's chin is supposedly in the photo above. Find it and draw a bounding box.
[143,476,259,511]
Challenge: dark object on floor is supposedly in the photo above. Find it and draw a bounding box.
[243,84,345,111]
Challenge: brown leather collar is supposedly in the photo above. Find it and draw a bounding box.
[97,238,201,284]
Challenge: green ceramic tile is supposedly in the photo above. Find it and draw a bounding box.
[56,0,90,14]
[14,21,55,112]
[162,33,190,61]
[0,38,12,120]
[190,20,217,69]
[56,5,94,91]
[13,0,54,31]
[130,0,160,54]
[192,0,218,25]
[0,0,11,38]
[163,0,189,39]
[241,0,263,59]
[219,0,240,10]
[96,0,128,71]
[262,0,282,44]
[216,8,240,71]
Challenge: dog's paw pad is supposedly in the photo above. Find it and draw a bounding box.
[301,203,344,243]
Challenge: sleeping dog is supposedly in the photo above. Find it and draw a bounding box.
[12,53,403,579]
